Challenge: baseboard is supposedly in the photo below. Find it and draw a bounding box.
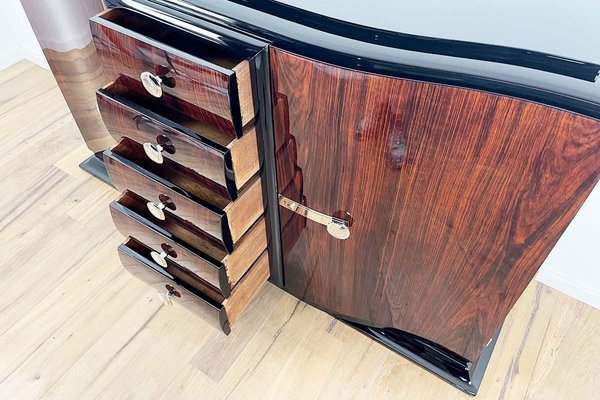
[535,269,600,310]
[20,46,49,69]
[0,50,24,71]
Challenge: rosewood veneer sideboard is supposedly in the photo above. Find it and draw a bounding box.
[68,0,599,395]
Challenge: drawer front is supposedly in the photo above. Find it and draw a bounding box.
[118,239,230,334]
[104,139,264,250]
[91,8,256,137]
[110,191,268,296]
[110,199,229,297]
[97,81,260,197]
[119,238,270,333]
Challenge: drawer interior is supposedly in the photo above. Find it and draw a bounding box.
[111,138,231,209]
[98,8,245,70]
[116,190,228,262]
[124,237,225,307]
[104,78,235,148]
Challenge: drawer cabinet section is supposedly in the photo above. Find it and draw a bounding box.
[104,138,264,252]
[110,191,267,297]
[91,8,258,137]
[98,79,259,199]
[119,238,270,334]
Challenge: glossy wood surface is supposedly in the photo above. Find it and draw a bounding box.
[104,139,264,250]
[91,8,256,137]
[111,191,268,292]
[119,238,269,331]
[97,80,259,196]
[271,48,600,362]
[118,238,230,333]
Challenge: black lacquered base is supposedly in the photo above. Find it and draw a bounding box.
[342,319,501,396]
[79,152,113,187]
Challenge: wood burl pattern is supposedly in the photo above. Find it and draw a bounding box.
[271,48,600,362]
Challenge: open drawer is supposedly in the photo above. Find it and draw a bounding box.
[119,238,270,334]
[91,7,259,137]
[97,78,259,199]
[104,138,264,252]
[110,191,267,298]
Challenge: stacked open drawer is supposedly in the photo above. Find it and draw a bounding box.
[92,7,269,334]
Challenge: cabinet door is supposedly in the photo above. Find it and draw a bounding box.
[270,48,600,363]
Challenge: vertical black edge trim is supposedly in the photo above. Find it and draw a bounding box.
[339,317,504,396]
[252,48,285,287]
[80,153,114,187]
[222,151,238,201]
[218,266,232,298]
[220,312,232,335]
[228,73,244,137]
[220,214,234,253]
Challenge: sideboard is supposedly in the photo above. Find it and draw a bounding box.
[40,0,600,394]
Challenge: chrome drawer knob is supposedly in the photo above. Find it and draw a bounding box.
[158,291,173,306]
[143,142,165,164]
[147,201,167,220]
[150,251,169,268]
[140,71,163,98]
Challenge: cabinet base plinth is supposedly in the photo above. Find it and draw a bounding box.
[341,319,501,396]
[79,153,113,187]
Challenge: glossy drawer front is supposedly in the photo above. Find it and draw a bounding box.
[104,138,264,251]
[98,79,259,199]
[119,238,270,334]
[110,191,268,297]
[91,8,256,137]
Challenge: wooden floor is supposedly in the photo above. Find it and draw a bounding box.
[0,61,598,400]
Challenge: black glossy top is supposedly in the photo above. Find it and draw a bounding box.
[105,0,600,119]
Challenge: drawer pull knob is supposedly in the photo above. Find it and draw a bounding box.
[158,284,180,306]
[279,194,351,240]
[151,251,169,268]
[140,71,163,98]
[143,142,165,164]
[147,201,167,220]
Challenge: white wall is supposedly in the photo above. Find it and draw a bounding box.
[1,0,599,309]
[0,0,48,70]
[537,185,600,309]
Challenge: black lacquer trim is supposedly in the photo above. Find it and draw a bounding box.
[228,70,244,137]
[342,319,502,396]
[225,1,600,82]
[252,49,285,287]
[104,0,600,121]
[80,153,113,187]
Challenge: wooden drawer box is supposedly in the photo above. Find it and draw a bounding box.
[110,191,267,297]
[104,138,264,251]
[91,8,257,137]
[119,238,270,334]
[98,78,259,199]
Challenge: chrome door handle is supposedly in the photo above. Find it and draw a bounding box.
[278,195,350,240]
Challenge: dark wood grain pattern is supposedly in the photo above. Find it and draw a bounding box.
[271,48,600,362]
[97,80,260,197]
[119,238,269,332]
[111,191,268,292]
[91,8,256,137]
[119,238,231,334]
[104,139,264,250]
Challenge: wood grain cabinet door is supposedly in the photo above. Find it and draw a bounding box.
[270,48,600,363]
